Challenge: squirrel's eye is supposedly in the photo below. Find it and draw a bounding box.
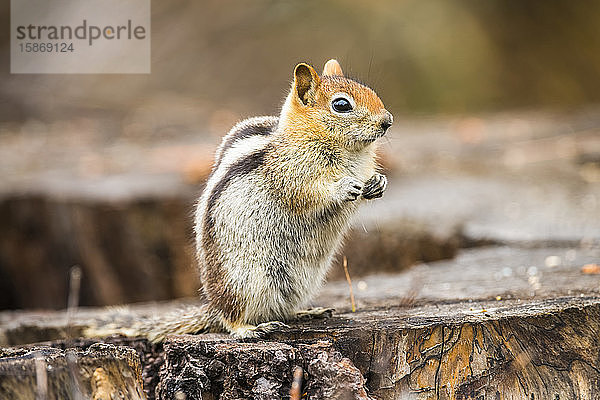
[331,97,353,113]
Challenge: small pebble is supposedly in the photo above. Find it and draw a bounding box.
[357,281,368,291]
[544,256,561,268]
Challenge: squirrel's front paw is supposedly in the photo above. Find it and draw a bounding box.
[362,173,387,199]
[336,176,363,202]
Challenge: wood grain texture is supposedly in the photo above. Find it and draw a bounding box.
[0,343,145,400]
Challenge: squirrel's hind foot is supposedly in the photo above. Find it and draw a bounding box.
[229,321,289,339]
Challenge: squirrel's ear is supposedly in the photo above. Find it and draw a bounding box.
[322,59,343,77]
[293,63,321,106]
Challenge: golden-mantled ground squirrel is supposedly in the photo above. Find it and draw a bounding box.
[86,59,392,341]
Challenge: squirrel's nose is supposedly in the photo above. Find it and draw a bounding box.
[380,111,393,133]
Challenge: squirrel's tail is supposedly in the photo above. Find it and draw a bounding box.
[83,303,215,343]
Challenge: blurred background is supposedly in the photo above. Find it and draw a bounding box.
[1,0,599,310]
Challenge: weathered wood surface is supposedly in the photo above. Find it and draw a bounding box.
[1,247,599,399]
[2,297,599,399]
[0,192,199,309]
[0,343,145,400]
[281,297,600,399]
[157,337,371,400]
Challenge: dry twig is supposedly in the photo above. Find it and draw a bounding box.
[342,256,356,312]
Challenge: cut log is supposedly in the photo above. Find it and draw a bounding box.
[2,297,599,399]
[1,247,599,399]
[0,343,145,400]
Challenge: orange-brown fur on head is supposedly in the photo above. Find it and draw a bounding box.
[279,59,390,152]
[268,60,392,213]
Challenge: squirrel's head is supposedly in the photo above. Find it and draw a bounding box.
[280,59,393,151]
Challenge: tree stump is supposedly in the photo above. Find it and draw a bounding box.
[1,247,599,399]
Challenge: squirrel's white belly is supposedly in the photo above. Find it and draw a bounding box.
[211,175,356,324]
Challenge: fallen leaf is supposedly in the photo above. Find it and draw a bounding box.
[582,264,600,275]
